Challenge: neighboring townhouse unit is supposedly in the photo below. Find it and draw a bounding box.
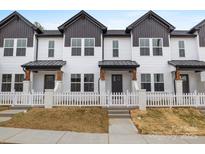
[1,10,205,94]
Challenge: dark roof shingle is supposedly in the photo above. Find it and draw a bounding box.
[99,60,139,68]
[168,60,205,68]
[104,30,130,36]
[171,30,196,37]
[36,30,62,37]
[22,60,66,68]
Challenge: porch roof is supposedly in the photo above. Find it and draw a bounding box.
[21,60,66,70]
[98,60,139,69]
[168,60,205,70]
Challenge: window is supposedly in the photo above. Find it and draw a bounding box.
[4,39,14,56]
[154,74,164,91]
[84,38,94,56]
[16,39,27,56]
[153,38,162,56]
[112,40,119,57]
[14,74,24,92]
[48,41,55,57]
[71,38,81,56]
[141,74,151,91]
[84,74,94,92]
[1,74,12,92]
[140,39,150,56]
[71,74,81,92]
[179,41,185,57]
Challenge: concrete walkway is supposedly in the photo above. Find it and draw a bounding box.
[0,118,205,143]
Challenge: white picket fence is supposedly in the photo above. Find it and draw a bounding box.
[1,91,205,108]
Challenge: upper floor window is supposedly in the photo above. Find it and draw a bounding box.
[16,39,27,56]
[14,74,24,92]
[154,74,164,91]
[141,74,151,91]
[152,38,163,56]
[139,38,150,56]
[84,74,94,92]
[71,38,81,56]
[178,40,185,57]
[4,39,14,56]
[1,74,12,92]
[84,38,94,56]
[112,40,119,57]
[48,41,55,57]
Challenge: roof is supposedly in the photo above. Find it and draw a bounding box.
[126,10,175,32]
[189,19,205,33]
[171,30,197,37]
[22,60,66,69]
[36,30,63,37]
[0,11,42,33]
[168,60,205,69]
[104,30,130,37]
[58,10,107,32]
[98,60,139,68]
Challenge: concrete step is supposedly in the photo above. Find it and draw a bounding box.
[108,113,131,118]
[0,109,27,117]
[108,110,130,114]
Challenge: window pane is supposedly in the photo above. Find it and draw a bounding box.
[2,74,12,82]
[85,48,94,56]
[141,74,151,82]
[141,83,151,91]
[15,74,24,82]
[71,74,81,82]
[84,83,94,92]
[154,74,164,82]
[48,49,54,57]
[17,39,27,48]
[179,49,185,57]
[140,48,150,56]
[154,83,164,91]
[113,40,118,48]
[4,48,13,56]
[85,39,94,47]
[2,83,11,92]
[72,39,81,47]
[14,83,23,92]
[16,48,26,56]
[71,48,81,56]
[153,39,162,47]
[140,39,149,47]
[84,74,94,82]
[49,41,54,48]
[113,49,119,57]
[179,41,184,48]
[4,40,14,47]
[71,83,81,92]
[153,48,162,56]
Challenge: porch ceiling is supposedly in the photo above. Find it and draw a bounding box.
[98,60,139,69]
[21,60,66,70]
[168,60,205,70]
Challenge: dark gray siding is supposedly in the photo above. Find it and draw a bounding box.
[64,17,102,47]
[0,17,34,47]
[132,18,170,47]
[198,25,205,47]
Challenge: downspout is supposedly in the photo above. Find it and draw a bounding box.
[35,36,39,61]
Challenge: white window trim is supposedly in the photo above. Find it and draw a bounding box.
[154,73,164,92]
[139,38,163,56]
[178,40,185,57]
[48,40,55,58]
[141,73,151,91]
[112,40,119,57]
[1,74,12,92]
[71,38,95,56]
[70,73,81,92]
[84,73,94,92]
[14,74,24,92]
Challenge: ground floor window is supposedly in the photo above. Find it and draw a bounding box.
[1,74,12,92]
[84,74,94,92]
[71,74,81,92]
[141,74,151,91]
[154,74,164,91]
[14,74,24,92]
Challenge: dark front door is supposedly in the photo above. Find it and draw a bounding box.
[112,74,123,93]
[181,74,190,93]
[44,75,55,90]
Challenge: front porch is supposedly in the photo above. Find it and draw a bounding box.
[98,60,140,93]
[21,60,66,92]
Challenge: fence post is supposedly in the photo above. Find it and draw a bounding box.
[44,90,54,108]
[195,93,200,107]
[138,89,146,110]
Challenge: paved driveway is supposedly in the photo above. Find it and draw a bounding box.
[0,118,205,143]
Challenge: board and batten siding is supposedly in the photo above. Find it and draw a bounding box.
[64,17,102,47]
[0,17,35,47]
[132,18,170,47]
[198,24,205,47]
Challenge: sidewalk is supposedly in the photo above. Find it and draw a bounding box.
[1,118,205,143]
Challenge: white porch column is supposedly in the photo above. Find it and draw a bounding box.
[100,68,106,94]
[23,69,31,93]
[175,68,183,95]
[54,71,63,92]
[131,68,139,92]
[44,89,54,108]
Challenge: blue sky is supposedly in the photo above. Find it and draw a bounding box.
[1,10,205,30]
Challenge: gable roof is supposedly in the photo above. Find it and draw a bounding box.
[126,10,175,32]
[189,19,205,33]
[0,11,42,33]
[58,10,107,32]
